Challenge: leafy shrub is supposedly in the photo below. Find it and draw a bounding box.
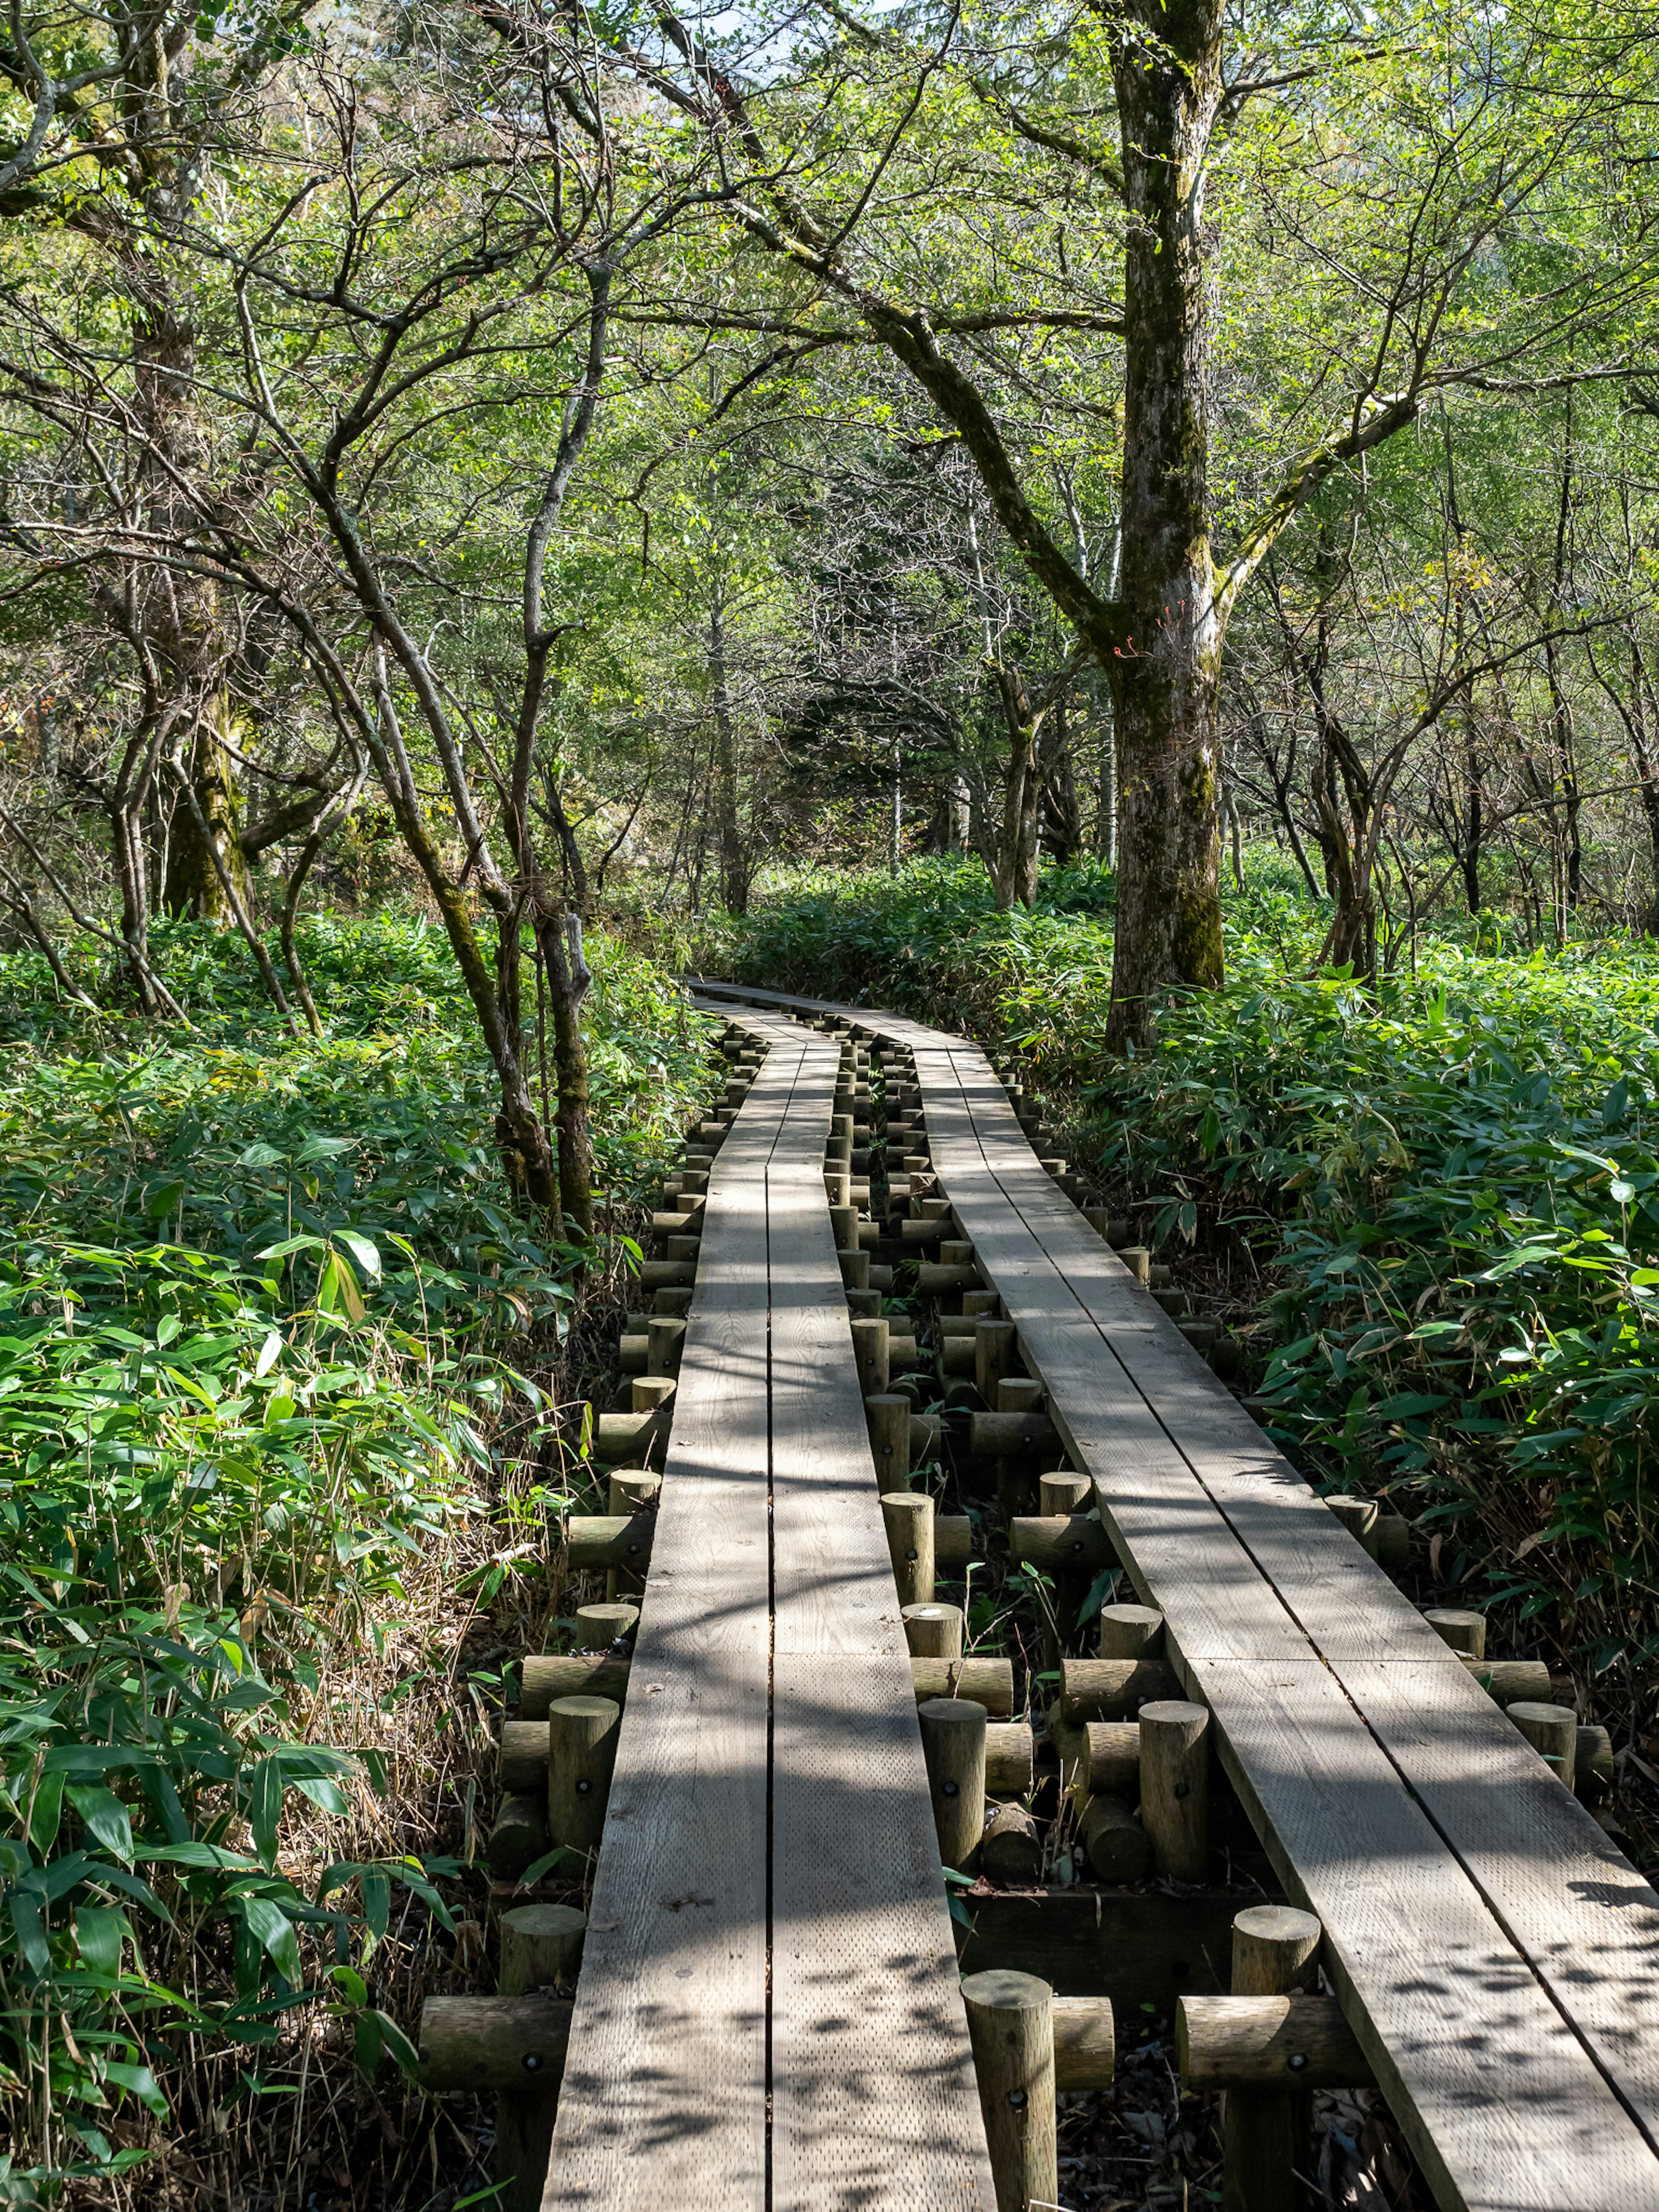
[0,912,718,2191]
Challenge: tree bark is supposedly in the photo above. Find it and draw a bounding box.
[1103,0,1225,1042]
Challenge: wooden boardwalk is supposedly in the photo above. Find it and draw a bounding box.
[689,979,1659,2212]
[544,1011,995,2212]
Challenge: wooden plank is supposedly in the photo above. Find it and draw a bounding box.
[543,1042,800,2212]
[734,1016,997,2211]
[929,1045,1659,2161]
[1195,1656,1659,2212]
[772,1654,995,2212]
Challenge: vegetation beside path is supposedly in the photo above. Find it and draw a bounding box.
[0,915,716,2204]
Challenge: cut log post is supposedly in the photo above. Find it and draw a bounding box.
[1118,1246,1151,1286]
[547,1696,620,1853]
[488,1794,549,1881]
[500,1720,550,1794]
[935,1513,971,1572]
[1011,1516,1116,1576]
[630,1375,675,1413]
[918,1695,986,1871]
[960,1970,1057,2212]
[1424,1607,1485,1659]
[418,1994,572,2093]
[519,1654,630,1720]
[1052,1997,1116,2089]
[1324,1495,1379,1554]
[851,1316,891,1395]
[563,1513,654,1573]
[881,1491,935,1606]
[866,1394,912,1486]
[1058,1657,1182,1723]
[1509,1700,1578,1787]
[910,1657,1014,1712]
[1461,1656,1551,1706]
[903,1602,964,1658]
[1038,1473,1092,1518]
[607,1472,661,1513]
[981,1801,1043,1882]
[1080,1721,1140,1797]
[646,1317,686,1378]
[591,1408,672,1467]
[1140,1701,1210,1882]
[970,1411,1056,1460]
[495,1905,589,2212]
[1373,1512,1411,1573]
[985,1723,1035,1796]
[976,1318,1019,1402]
[1222,1905,1323,2212]
[1097,1604,1163,1660]
[1577,1724,1615,1797]
[1077,1792,1149,1884]
[1177,1995,1375,2092]
[574,1602,638,1649]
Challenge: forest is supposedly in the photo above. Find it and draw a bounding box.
[4,0,1659,2202]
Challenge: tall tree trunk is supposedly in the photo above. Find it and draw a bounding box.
[1104,0,1225,1043]
[990,664,1042,909]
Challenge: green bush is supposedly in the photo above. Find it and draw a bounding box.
[0,911,718,2190]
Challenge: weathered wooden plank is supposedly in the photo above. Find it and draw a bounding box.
[772,1654,995,2212]
[542,1042,798,2212]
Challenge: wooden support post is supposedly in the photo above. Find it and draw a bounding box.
[851,1316,890,1395]
[982,1802,1043,1881]
[495,1907,588,2212]
[881,1491,935,1605]
[646,1317,686,1377]
[984,1723,1036,1795]
[976,1318,1018,1403]
[418,1995,572,2092]
[574,1602,638,1649]
[910,1656,1014,1711]
[547,1696,620,1854]
[1510,1700,1578,1787]
[1052,1998,1116,2089]
[1097,1604,1163,1660]
[1118,1246,1151,1286]
[960,1970,1057,2212]
[1424,1607,1485,1659]
[519,1653,630,1719]
[918,1695,986,1870]
[488,1794,549,1881]
[1058,1656,1182,1722]
[1221,1906,1322,2212]
[1324,1495,1379,1553]
[903,1602,964,1658]
[1178,1995,1375,2093]
[1080,1721,1140,1796]
[1140,1701,1210,1882]
[866,1395,912,1486]
[1077,1793,1149,1883]
[1038,1472,1091,1518]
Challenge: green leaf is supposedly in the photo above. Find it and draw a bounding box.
[103,2061,168,2117]
[29,1767,64,1853]
[67,1785,133,1863]
[75,1905,127,1979]
[240,1895,302,1986]
[336,1231,381,1280]
[245,1759,283,1872]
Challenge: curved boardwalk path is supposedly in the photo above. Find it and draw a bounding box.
[546,1008,995,2212]
[690,978,1659,2212]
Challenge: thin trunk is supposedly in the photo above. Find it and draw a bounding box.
[539,911,593,1242]
[709,579,746,913]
